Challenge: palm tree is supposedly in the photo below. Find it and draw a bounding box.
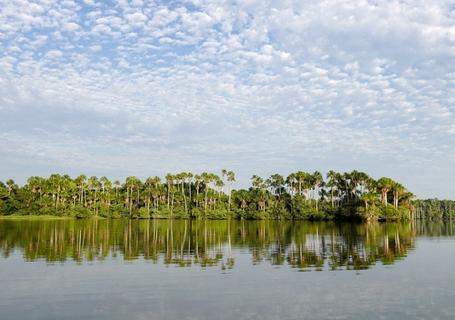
[99,176,111,209]
[75,175,87,205]
[27,176,45,205]
[201,172,212,215]
[391,182,405,209]
[165,174,173,210]
[186,172,193,203]
[222,169,236,212]
[361,192,377,210]
[251,175,267,212]
[176,172,188,216]
[88,176,100,214]
[144,177,156,215]
[113,180,121,204]
[0,170,418,221]
[251,175,264,190]
[125,176,140,216]
[326,170,337,208]
[267,174,285,196]
[312,171,323,210]
[5,179,17,196]
[360,192,378,220]
[294,171,307,197]
[49,174,63,209]
[194,174,202,208]
[285,173,297,197]
[377,177,394,206]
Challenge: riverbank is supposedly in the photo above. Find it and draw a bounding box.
[0,215,107,220]
[0,213,408,222]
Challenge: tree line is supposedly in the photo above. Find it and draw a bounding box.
[0,170,418,221]
[413,199,455,220]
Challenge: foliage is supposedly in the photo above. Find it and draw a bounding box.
[71,206,93,219]
[413,199,455,220]
[0,170,425,221]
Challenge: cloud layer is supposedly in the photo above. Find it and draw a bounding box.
[1,0,454,198]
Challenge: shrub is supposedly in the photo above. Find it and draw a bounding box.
[357,205,381,221]
[378,204,401,221]
[70,206,93,219]
[0,199,19,215]
[151,207,171,219]
[111,204,128,218]
[39,206,55,216]
[98,207,111,218]
[205,208,229,219]
[190,207,204,219]
[138,207,151,219]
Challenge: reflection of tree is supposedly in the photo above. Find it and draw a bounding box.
[0,220,422,271]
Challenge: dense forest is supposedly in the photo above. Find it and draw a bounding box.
[0,170,418,221]
[413,199,455,220]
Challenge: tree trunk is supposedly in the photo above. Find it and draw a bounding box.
[129,187,133,217]
[228,193,232,213]
[204,185,208,215]
[170,192,174,217]
[167,183,170,209]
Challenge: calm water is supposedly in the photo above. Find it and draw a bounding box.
[1,219,455,320]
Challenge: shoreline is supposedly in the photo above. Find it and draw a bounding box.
[0,214,444,222]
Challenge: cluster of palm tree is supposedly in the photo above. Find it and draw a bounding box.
[231,171,414,220]
[0,171,236,219]
[0,169,414,220]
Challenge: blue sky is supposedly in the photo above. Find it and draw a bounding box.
[0,0,454,199]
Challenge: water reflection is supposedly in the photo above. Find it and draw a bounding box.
[0,219,433,271]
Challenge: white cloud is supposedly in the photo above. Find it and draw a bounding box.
[45,50,63,58]
[0,0,454,198]
[125,12,148,25]
[63,22,79,32]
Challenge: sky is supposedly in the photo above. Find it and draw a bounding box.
[0,0,454,199]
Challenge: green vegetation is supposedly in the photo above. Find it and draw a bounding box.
[413,199,455,220]
[0,170,414,221]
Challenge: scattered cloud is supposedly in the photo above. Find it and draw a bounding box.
[0,0,454,198]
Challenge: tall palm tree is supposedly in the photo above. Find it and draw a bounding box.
[5,179,17,196]
[326,170,337,208]
[194,174,202,208]
[75,175,87,206]
[285,173,297,197]
[125,176,140,216]
[222,169,236,212]
[113,180,121,204]
[391,182,405,209]
[165,174,174,210]
[88,176,100,214]
[377,177,394,206]
[312,171,323,210]
[201,172,212,215]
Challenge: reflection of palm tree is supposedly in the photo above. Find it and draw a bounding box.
[0,220,417,269]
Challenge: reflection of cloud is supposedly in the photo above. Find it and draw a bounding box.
[0,1,454,198]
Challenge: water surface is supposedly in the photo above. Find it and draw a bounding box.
[1,219,454,319]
